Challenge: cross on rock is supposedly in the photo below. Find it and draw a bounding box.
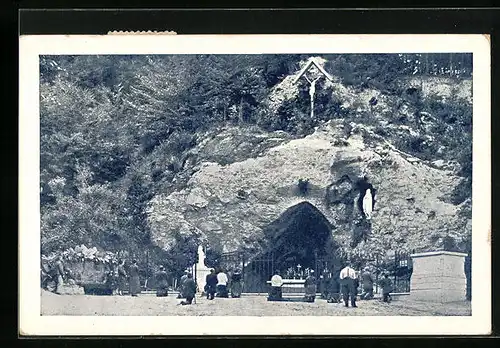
[293,58,334,119]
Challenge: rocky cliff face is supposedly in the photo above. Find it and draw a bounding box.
[146,59,471,262]
[147,119,470,261]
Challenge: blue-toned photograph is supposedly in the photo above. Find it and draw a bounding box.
[39,53,472,316]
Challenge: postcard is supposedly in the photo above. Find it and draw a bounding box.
[19,34,491,335]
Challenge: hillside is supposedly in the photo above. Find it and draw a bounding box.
[39,54,472,270]
[147,58,472,265]
[147,119,469,263]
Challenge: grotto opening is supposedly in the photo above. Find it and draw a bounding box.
[257,201,341,272]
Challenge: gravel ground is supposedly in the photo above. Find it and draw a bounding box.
[41,290,471,316]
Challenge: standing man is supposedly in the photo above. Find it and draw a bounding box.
[340,262,358,308]
[180,273,197,305]
[205,269,218,300]
[216,269,229,298]
[360,267,374,300]
[117,259,127,296]
[128,260,141,297]
[304,270,317,302]
[54,255,65,295]
[155,265,169,297]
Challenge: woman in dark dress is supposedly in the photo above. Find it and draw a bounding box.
[155,265,169,297]
[304,270,317,302]
[327,275,341,303]
[117,259,128,296]
[230,269,243,298]
[129,260,141,297]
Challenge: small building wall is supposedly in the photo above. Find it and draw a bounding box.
[410,250,468,303]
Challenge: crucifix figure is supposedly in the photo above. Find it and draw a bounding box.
[304,75,322,118]
[293,58,334,119]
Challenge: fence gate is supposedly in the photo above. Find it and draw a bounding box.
[393,250,413,293]
[242,253,275,294]
[218,251,275,294]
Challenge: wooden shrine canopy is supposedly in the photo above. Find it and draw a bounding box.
[292,58,334,84]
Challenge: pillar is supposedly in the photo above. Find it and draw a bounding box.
[410,250,468,303]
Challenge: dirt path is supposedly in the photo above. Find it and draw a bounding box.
[41,291,471,316]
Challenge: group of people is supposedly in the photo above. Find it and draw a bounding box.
[114,260,245,305]
[204,268,243,300]
[115,259,141,296]
[268,269,318,302]
[333,263,394,307]
[174,268,243,305]
[42,255,67,294]
[268,262,394,307]
[45,255,394,308]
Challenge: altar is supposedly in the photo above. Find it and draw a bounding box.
[266,279,307,296]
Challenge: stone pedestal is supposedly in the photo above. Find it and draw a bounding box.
[410,250,468,303]
[194,246,211,294]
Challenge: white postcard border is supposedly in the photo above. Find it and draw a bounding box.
[19,34,491,336]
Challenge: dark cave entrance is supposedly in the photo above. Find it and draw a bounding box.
[259,201,341,273]
[219,201,342,292]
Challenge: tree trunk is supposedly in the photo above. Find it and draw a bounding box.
[239,96,244,124]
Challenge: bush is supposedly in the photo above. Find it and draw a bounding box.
[373,126,389,137]
[167,131,196,154]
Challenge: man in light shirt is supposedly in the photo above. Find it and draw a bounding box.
[216,269,229,298]
[339,262,358,308]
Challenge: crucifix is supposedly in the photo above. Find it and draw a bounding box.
[304,75,322,118]
[293,58,334,119]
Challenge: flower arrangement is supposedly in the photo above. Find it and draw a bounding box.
[41,244,117,265]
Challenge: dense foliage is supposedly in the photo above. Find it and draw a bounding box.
[40,53,472,272]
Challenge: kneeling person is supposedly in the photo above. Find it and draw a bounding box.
[180,273,197,305]
[268,270,283,301]
[360,267,374,300]
[205,269,218,300]
[230,269,243,298]
[379,273,393,303]
[304,270,317,302]
[155,266,169,297]
[216,269,229,298]
[327,276,342,303]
